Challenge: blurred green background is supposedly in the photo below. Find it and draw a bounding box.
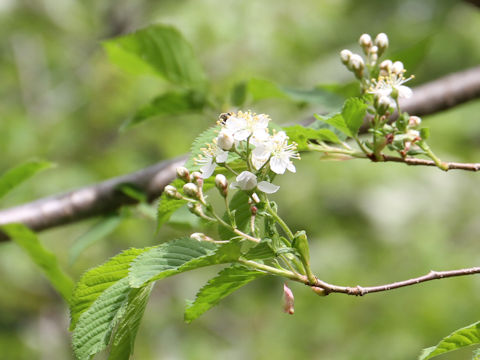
[1,0,480,359]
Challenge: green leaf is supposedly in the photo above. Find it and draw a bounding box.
[103,24,206,87]
[72,278,131,360]
[1,224,74,303]
[69,214,124,266]
[184,265,265,323]
[419,321,480,360]
[420,127,430,140]
[0,159,53,200]
[70,248,149,330]
[317,82,361,99]
[129,238,243,288]
[122,90,206,130]
[108,284,153,360]
[218,191,251,240]
[243,239,275,260]
[247,78,289,101]
[283,124,341,151]
[184,125,221,169]
[315,113,352,138]
[231,82,247,107]
[391,36,432,73]
[246,78,344,110]
[341,98,367,136]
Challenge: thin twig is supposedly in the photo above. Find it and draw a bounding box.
[309,267,480,296]
[380,155,480,172]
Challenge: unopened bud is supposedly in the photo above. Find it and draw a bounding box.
[191,172,204,188]
[379,59,392,76]
[215,174,228,197]
[188,202,205,217]
[190,232,206,241]
[375,33,389,56]
[250,205,258,216]
[391,61,404,74]
[340,49,352,65]
[217,129,234,151]
[283,283,294,315]
[359,33,372,52]
[251,192,260,203]
[176,166,190,182]
[183,183,199,198]
[311,286,327,296]
[408,116,422,128]
[406,129,420,141]
[164,185,181,199]
[349,54,365,78]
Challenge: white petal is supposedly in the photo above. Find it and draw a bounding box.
[234,129,250,141]
[398,85,412,99]
[216,149,228,163]
[258,181,280,194]
[287,162,296,173]
[270,156,287,174]
[200,162,216,179]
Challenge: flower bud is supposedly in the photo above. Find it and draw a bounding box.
[406,129,420,141]
[191,171,204,188]
[183,183,199,198]
[230,171,258,191]
[283,283,294,315]
[250,205,258,216]
[217,129,234,151]
[379,59,392,76]
[187,202,205,217]
[176,166,190,182]
[190,232,206,241]
[340,49,352,65]
[391,61,404,74]
[349,54,365,79]
[251,192,260,203]
[408,116,422,128]
[359,33,372,53]
[215,174,228,197]
[164,185,181,199]
[375,33,389,56]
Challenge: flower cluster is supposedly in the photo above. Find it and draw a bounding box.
[195,111,300,194]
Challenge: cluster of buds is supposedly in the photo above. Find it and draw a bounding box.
[340,33,389,79]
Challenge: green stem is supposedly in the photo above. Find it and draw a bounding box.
[264,200,294,242]
[238,259,302,281]
[418,141,448,171]
[353,136,371,157]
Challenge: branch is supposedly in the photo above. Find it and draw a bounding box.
[309,267,480,296]
[0,156,187,242]
[379,155,480,171]
[0,66,480,240]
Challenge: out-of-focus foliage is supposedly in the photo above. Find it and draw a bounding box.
[0,0,480,359]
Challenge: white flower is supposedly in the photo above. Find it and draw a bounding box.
[252,131,300,174]
[196,143,228,179]
[230,171,279,194]
[369,70,413,101]
[224,111,270,142]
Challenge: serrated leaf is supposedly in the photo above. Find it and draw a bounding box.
[129,238,243,288]
[185,265,265,323]
[283,124,341,151]
[243,239,275,260]
[1,224,74,303]
[315,113,352,137]
[70,248,149,330]
[341,97,367,136]
[103,24,206,87]
[72,278,131,360]
[419,321,480,360]
[184,125,221,169]
[0,159,53,200]
[122,90,206,130]
[69,214,124,266]
[108,284,153,360]
[218,191,251,240]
